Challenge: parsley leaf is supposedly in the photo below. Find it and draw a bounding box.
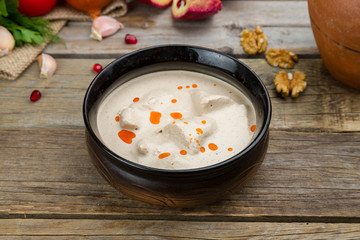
[0,0,61,47]
[0,0,8,17]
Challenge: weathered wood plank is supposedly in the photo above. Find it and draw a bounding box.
[1,58,359,131]
[0,219,359,239]
[46,26,316,57]
[45,1,316,57]
[0,129,359,218]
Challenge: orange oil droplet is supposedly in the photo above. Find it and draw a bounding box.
[172,121,176,124]
[184,122,188,124]
[171,99,177,103]
[250,125,256,132]
[196,139,199,143]
[150,111,162,124]
[208,143,218,151]
[170,112,183,119]
[171,163,174,165]
[201,120,206,124]
[213,84,217,86]
[196,128,203,135]
[115,116,120,122]
[229,91,232,94]
[186,85,190,88]
[133,97,140,102]
[228,148,233,151]
[118,130,136,144]
[192,84,198,88]
[177,86,183,90]
[200,147,205,153]
[180,150,187,155]
[158,152,171,159]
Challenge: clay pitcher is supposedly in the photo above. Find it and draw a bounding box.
[308,0,360,89]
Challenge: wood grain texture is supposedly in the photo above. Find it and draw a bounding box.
[0,0,357,237]
[1,58,359,131]
[0,219,359,239]
[44,1,317,57]
[0,129,359,218]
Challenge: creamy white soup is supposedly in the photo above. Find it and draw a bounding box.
[96,70,256,170]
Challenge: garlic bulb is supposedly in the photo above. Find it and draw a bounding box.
[0,26,15,57]
[38,53,57,79]
[91,16,124,41]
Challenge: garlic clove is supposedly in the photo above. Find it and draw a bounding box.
[0,26,15,57]
[38,53,57,79]
[90,16,124,41]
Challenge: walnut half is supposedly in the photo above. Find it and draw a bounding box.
[274,70,307,98]
[240,26,268,55]
[266,48,298,69]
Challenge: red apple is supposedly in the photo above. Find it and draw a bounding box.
[17,0,57,17]
[138,0,172,8]
[172,0,222,20]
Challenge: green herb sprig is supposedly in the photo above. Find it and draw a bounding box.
[0,0,61,47]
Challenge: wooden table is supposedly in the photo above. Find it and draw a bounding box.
[1,1,359,238]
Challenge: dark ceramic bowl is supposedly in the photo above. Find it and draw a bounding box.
[83,45,271,207]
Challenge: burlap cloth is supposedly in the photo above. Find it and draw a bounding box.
[0,0,127,80]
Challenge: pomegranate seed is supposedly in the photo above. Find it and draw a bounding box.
[177,0,186,8]
[125,34,137,44]
[30,90,41,102]
[93,63,103,73]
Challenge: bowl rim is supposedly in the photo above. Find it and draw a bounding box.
[83,44,272,174]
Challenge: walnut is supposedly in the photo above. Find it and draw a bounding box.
[274,70,307,98]
[240,26,268,55]
[265,48,299,69]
